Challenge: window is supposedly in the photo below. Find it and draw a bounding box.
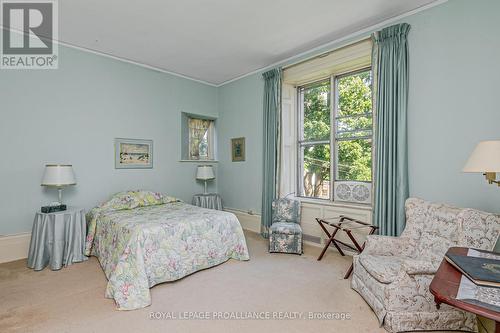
[298,68,372,200]
[187,117,215,160]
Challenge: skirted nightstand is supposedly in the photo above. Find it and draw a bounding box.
[192,193,223,210]
[27,207,87,271]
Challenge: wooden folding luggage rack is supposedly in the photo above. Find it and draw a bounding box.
[316,215,378,279]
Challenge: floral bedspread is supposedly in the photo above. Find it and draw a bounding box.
[85,201,249,310]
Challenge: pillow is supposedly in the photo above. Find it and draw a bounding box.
[97,190,179,211]
[134,190,179,207]
[85,191,179,256]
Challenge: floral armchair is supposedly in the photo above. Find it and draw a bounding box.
[269,198,302,254]
[351,198,500,333]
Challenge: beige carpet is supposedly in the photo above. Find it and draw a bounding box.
[1,232,389,333]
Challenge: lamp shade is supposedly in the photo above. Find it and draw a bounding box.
[41,164,77,186]
[196,165,215,180]
[463,140,500,172]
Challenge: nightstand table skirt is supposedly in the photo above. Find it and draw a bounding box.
[28,208,87,271]
[192,194,223,210]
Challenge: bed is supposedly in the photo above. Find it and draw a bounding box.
[84,191,250,310]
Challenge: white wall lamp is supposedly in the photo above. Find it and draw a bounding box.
[463,140,500,186]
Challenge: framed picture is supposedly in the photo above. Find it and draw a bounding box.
[115,138,153,169]
[231,137,245,162]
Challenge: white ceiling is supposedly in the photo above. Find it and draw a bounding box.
[59,0,440,86]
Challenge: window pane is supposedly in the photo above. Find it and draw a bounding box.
[300,144,330,199]
[302,81,330,141]
[198,130,209,158]
[337,71,372,117]
[336,139,372,181]
[336,114,372,139]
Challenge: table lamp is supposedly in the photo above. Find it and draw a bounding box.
[41,164,77,205]
[463,140,500,186]
[196,165,215,194]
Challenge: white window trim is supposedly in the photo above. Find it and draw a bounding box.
[299,196,372,211]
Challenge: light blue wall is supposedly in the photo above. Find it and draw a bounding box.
[405,0,500,212]
[218,75,263,214]
[0,46,218,235]
[217,0,500,216]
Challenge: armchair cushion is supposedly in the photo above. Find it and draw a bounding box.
[363,235,408,257]
[359,255,440,285]
[269,222,302,235]
[358,255,404,284]
[401,259,438,275]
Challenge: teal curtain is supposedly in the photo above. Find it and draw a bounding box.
[261,68,282,237]
[372,23,410,236]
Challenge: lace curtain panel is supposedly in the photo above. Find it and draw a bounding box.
[188,118,211,159]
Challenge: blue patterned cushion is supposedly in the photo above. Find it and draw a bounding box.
[272,198,300,223]
[270,222,302,235]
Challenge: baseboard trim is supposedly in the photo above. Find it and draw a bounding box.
[225,208,261,233]
[0,233,31,264]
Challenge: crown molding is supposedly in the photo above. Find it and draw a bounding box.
[57,40,220,87]
[217,0,448,87]
[0,26,218,87]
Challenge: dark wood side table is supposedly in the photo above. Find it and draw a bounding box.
[316,216,378,279]
[430,247,500,333]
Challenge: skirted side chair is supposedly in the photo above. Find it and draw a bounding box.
[269,198,303,254]
[351,198,500,333]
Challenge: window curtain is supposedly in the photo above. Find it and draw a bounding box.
[372,23,410,236]
[261,68,282,237]
[188,118,211,159]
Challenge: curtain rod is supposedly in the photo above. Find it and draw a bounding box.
[282,36,372,71]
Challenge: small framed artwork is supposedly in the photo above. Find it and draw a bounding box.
[231,137,245,162]
[115,138,153,169]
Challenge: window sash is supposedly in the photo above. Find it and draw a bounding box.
[297,67,372,202]
[335,114,372,134]
[297,79,331,143]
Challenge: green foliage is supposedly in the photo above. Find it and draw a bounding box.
[337,139,372,181]
[336,71,372,182]
[302,82,331,197]
[302,71,372,197]
[303,83,330,141]
[338,72,372,116]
